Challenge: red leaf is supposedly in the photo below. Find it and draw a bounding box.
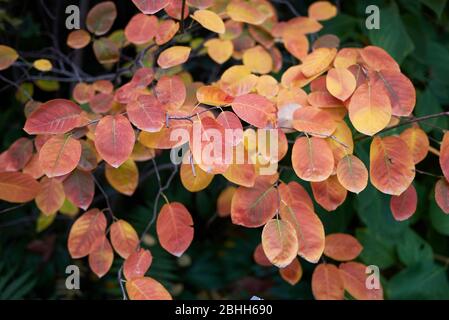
[231,93,276,128]
[127,95,166,132]
[63,170,95,210]
[88,236,114,278]
[94,115,135,168]
[68,209,107,258]
[123,248,153,280]
[35,177,65,215]
[24,99,82,135]
[110,219,139,259]
[156,202,194,257]
[390,184,417,221]
[39,135,82,178]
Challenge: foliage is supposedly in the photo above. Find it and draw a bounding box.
[0,0,449,300]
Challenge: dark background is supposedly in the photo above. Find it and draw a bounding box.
[0,0,448,299]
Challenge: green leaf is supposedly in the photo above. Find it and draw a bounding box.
[356,228,396,269]
[419,0,447,17]
[387,261,449,299]
[368,2,414,64]
[430,198,449,236]
[396,229,433,266]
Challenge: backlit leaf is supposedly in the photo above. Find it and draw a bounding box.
[88,236,114,278]
[33,59,52,72]
[312,263,344,300]
[262,219,298,268]
[301,48,337,78]
[124,13,158,45]
[336,155,368,194]
[399,126,429,164]
[110,219,139,259]
[308,1,337,21]
[24,99,82,135]
[291,136,334,182]
[39,135,81,178]
[204,39,234,64]
[157,46,191,69]
[390,184,417,221]
[324,233,363,261]
[226,0,267,25]
[242,45,273,74]
[127,95,166,132]
[105,159,139,196]
[377,70,415,116]
[191,9,225,34]
[0,45,18,70]
[132,0,170,14]
[231,176,278,228]
[124,248,153,280]
[326,67,356,101]
[279,258,303,286]
[196,86,234,106]
[68,208,107,258]
[156,202,194,257]
[180,161,214,192]
[0,172,40,203]
[63,170,94,210]
[370,136,415,195]
[293,106,337,136]
[231,93,276,128]
[94,114,135,168]
[35,177,65,215]
[126,277,172,300]
[311,175,347,211]
[339,262,383,300]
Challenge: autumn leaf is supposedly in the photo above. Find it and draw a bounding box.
[94,114,135,168]
[156,202,194,257]
[439,132,449,182]
[311,175,347,211]
[339,262,383,300]
[336,155,368,194]
[261,219,298,268]
[0,45,19,70]
[399,126,429,164]
[390,184,417,221]
[39,135,82,178]
[0,172,41,203]
[435,178,449,214]
[191,9,225,34]
[110,219,139,259]
[312,263,344,300]
[126,277,172,300]
[68,209,107,258]
[86,1,117,36]
[279,258,303,286]
[124,13,158,45]
[88,236,114,278]
[123,248,153,280]
[231,93,276,128]
[35,177,65,215]
[105,159,139,196]
[63,169,95,210]
[324,233,363,261]
[24,99,82,135]
[157,46,191,69]
[67,30,91,49]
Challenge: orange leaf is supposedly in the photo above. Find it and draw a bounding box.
[399,126,429,164]
[278,182,324,263]
[123,248,153,280]
[35,177,65,215]
[155,75,186,110]
[0,172,40,203]
[390,184,417,221]
[0,45,19,70]
[311,263,344,300]
[339,262,383,300]
[301,48,337,78]
[253,243,272,267]
[24,99,82,135]
[110,219,139,259]
[67,30,91,49]
[157,202,194,257]
[196,86,234,106]
[293,106,337,136]
[231,176,278,228]
[127,95,166,133]
[291,136,334,182]
[377,70,415,116]
[126,277,172,300]
[63,169,94,210]
[157,46,191,69]
[324,233,363,261]
[262,219,298,268]
[94,114,135,168]
[348,80,392,136]
[68,208,107,258]
[220,65,258,96]
[155,19,180,45]
[132,0,170,14]
[283,33,309,61]
[191,9,225,34]
[125,13,158,45]
[216,111,243,146]
[336,155,368,194]
[231,93,276,128]
[359,46,400,72]
[39,135,82,178]
[180,161,214,192]
[326,67,356,101]
[370,136,415,195]
[311,175,347,211]
[334,48,359,69]
[439,132,449,181]
[88,236,114,278]
[105,159,139,196]
[435,178,449,214]
[279,258,303,286]
[308,1,337,21]
[86,1,117,36]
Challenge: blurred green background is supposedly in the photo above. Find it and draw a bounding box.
[0,0,448,300]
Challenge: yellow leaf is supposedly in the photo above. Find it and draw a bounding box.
[191,9,225,34]
[105,159,139,196]
[33,59,53,72]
